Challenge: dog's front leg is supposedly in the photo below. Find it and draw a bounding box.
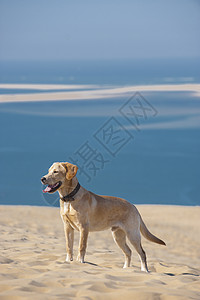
[77,225,89,263]
[64,222,74,262]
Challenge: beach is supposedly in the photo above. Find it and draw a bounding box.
[0,205,200,300]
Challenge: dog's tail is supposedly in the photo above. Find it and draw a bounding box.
[140,216,166,246]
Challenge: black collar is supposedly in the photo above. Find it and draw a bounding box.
[60,182,81,202]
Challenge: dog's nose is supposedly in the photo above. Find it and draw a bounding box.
[41,177,46,184]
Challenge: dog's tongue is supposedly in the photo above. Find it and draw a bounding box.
[43,185,53,193]
[43,182,60,193]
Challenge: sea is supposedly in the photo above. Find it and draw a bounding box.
[0,58,200,206]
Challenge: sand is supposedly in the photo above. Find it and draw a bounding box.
[0,83,199,103]
[0,205,199,300]
[0,84,101,91]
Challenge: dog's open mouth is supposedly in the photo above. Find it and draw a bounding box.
[43,181,62,193]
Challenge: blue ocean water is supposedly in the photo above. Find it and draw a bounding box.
[0,58,200,85]
[0,59,200,206]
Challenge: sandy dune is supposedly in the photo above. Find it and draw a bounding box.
[0,205,199,300]
[0,84,101,91]
[0,83,200,103]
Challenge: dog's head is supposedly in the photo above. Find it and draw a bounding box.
[41,162,78,193]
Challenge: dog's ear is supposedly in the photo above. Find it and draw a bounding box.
[62,162,78,180]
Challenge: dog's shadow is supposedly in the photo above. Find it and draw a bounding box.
[84,261,99,267]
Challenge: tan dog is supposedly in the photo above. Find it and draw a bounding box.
[41,162,165,272]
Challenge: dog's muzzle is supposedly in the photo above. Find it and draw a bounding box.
[41,177,46,184]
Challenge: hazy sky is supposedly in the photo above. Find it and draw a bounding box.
[0,0,199,61]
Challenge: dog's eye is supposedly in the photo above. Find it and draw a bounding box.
[53,170,58,174]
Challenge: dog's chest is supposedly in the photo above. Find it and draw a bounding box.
[61,202,79,230]
[63,202,75,215]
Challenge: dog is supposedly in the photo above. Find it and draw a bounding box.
[41,162,166,272]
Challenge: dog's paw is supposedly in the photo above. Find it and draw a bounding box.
[123,263,130,268]
[141,266,149,273]
[76,255,85,263]
[65,254,73,262]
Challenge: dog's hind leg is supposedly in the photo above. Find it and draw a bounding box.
[126,230,148,272]
[112,227,132,268]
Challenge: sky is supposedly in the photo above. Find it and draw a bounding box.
[0,0,200,61]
